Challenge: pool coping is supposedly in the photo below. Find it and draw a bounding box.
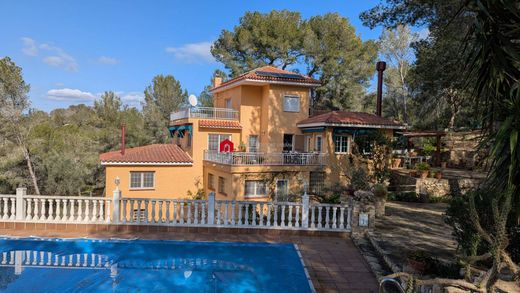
[294,243,316,293]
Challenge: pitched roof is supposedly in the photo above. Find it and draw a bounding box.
[297,111,405,129]
[198,120,242,129]
[211,66,321,92]
[99,144,193,165]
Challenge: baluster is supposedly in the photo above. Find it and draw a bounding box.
[332,207,337,229]
[325,206,330,229]
[281,205,286,227]
[216,202,221,225]
[252,203,257,226]
[172,202,177,224]
[62,199,69,222]
[33,198,40,221]
[121,200,126,223]
[129,200,135,223]
[26,198,33,220]
[164,200,170,224]
[317,206,322,228]
[194,202,199,224]
[158,200,163,223]
[69,199,75,221]
[201,202,206,225]
[150,200,156,223]
[49,199,55,221]
[187,202,192,225]
[295,205,300,228]
[311,206,316,228]
[237,203,242,226]
[266,204,271,226]
[231,201,235,226]
[92,200,98,222]
[273,203,278,227]
[223,202,228,226]
[339,207,345,229]
[258,203,264,226]
[144,200,149,223]
[347,206,352,230]
[46,252,52,266]
[84,200,91,222]
[99,200,105,222]
[77,199,83,222]
[9,198,15,220]
[244,204,249,226]
[179,202,184,224]
[2,198,8,220]
[288,205,293,227]
[40,198,47,221]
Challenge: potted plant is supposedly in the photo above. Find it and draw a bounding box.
[238,141,246,152]
[415,162,430,179]
[434,171,443,179]
[373,183,388,217]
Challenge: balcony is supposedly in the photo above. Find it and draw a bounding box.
[170,107,239,121]
[204,151,326,166]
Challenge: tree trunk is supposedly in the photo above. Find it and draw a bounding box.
[22,146,40,195]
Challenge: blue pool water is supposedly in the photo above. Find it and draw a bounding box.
[0,238,312,292]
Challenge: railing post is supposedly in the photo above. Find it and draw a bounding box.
[207,192,215,225]
[15,187,26,221]
[302,187,309,228]
[112,188,121,224]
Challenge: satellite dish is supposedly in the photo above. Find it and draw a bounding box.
[188,95,198,107]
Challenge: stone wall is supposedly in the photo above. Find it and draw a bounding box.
[416,178,480,198]
[442,130,484,169]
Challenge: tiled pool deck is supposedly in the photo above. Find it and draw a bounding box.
[0,223,378,292]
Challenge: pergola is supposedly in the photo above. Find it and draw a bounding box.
[396,131,446,166]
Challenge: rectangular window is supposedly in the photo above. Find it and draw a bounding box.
[248,135,259,152]
[315,135,322,152]
[283,95,300,112]
[275,179,288,200]
[208,173,215,190]
[208,134,232,152]
[245,180,267,198]
[129,172,155,189]
[334,135,350,154]
[225,98,232,109]
[218,176,226,194]
[283,134,294,152]
[310,172,325,195]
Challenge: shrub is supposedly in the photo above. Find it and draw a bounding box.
[350,168,370,191]
[373,183,388,200]
[388,191,420,202]
[415,162,430,171]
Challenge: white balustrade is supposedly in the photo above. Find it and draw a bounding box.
[170,107,239,121]
[204,150,325,166]
[21,196,111,223]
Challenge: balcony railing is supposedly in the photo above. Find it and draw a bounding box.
[204,151,326,166]
[170,107,239,121]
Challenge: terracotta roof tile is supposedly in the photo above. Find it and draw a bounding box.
[99,144,192,165]
[212,66,321,91]
[298,111,405,128]
[199,120,242,129]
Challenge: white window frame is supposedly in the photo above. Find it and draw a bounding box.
[208,134,232,152]
[315,135,322,152]
[283,95,300,113]
[129,171,155,190]
[304,136,311,152]
[244,180,267,198]
[334,134,350,154]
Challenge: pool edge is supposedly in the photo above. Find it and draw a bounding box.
[294,243,316,293]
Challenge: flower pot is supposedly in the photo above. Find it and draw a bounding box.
[391,158,402,168]
[409,171,417,177]
[435,172,442,179]
[420,171,429,179]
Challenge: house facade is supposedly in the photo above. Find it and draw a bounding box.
[100,66,405,200]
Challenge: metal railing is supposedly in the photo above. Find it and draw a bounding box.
[170,107,239,121]
[204,151,326,166]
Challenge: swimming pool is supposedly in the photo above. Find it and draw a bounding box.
[0,238,313,292]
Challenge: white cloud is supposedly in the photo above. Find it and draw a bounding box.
[21,37,38,56]
[20,38,78,72]
[47,88,96,102]
[97,56,119,65]
[418,28,430,40]
[121,92,144,107]
[165,41,214,63]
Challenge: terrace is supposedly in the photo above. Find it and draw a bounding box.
[170,107,239,121]
[203,151,326,166]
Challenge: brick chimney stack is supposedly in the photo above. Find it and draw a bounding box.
[376,61,386,117]
[213,77,222,88]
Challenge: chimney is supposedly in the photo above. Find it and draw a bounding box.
[213,77,222,88]
[376,61,386,117]
[121,124,126,155]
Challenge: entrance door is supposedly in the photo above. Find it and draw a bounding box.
[283,134,294,152]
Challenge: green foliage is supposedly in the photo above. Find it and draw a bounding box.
[407,250,462,278]
[211,10,377,111]
[373,183,388,200]
[388,192,420,202]
[415,162,430,171]
[350,168,370,191]
[372,144,391,183]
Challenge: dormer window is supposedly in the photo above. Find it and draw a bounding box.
[283,95,300,112]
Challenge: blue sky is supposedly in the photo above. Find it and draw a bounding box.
[1,0,388,111]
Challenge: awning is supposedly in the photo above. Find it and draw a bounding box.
[301,127,325,133]
[168,124,193,138]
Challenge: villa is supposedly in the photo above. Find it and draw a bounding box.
[100,66,405,200]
